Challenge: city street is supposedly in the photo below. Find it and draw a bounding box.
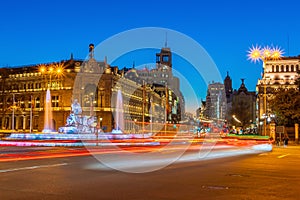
[0,145,299,200]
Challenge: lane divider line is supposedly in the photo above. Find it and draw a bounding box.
[0,163,68,173]
[277,154,290,159]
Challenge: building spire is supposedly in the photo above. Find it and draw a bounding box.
[241,78,245,84]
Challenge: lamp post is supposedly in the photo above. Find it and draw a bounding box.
[11,94,15,131]
[247,45,284,136]
[38,63,65,132]
[99,117,103,131]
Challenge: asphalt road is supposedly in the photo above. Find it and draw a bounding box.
[0,145,299,200]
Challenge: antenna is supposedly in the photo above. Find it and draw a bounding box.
[287,33,290,56]
[165,32,168,47]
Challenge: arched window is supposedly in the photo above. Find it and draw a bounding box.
[296,65,299,72]
[281,65,284,72]
[272,65,274,72]
[276,65,279,72]
[286,65,289,72]
[291,65,294,72]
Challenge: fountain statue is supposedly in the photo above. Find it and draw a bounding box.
[58,99,96,134]
[42,89,54,133]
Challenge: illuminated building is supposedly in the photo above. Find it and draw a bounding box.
[124,47,185,123]
[231,79,256,128]
[204,81,226,120]
[0,44,166,132]
[256,56,300,135]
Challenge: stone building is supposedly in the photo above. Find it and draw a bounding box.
[204,81,226,120]
[230,79,256,128]
[0,44,166,133]
[256,56,299,135]
[124,47,185,123]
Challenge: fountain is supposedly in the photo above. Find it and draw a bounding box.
[111,90,124,134]
[42,89,54,133]
[58,99,97,134]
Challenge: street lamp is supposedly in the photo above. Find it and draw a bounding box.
[38,63,65,89]
[134,118,137,134]
[99,117,103,130]
[247,45,284,136]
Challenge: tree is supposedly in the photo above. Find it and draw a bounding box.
[296,70,300,91]
[269,88,300,126]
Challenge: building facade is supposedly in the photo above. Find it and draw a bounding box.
[230,79,256,129]
[204,82,226,120]
[0,44,168,133]
[256,56,300,135]
[124,47,185,123]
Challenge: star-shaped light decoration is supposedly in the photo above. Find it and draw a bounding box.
[247,45,262,63]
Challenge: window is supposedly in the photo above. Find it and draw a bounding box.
[281,65,284,72]
[291,65,294,72]
[36,97,40,108]
[52,96,59,107]
[276,65,279,72]
[162,55,169,62]
[286,65,289,72]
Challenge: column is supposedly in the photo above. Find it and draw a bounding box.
[23,116,26,130]
[1,117,4,129]
[295,123,299,144]
[8,117,11,130]
[15,116,19,130]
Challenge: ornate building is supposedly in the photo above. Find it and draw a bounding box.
[231,79,256,129]
[0,44,166,133]
[124,47,185,123]
[256,56,300,135]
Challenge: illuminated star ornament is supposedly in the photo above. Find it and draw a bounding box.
[247,45,284,63]
[271,46,284,60]
[247,45,262,63]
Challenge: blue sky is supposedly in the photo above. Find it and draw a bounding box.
[1,0,300,113]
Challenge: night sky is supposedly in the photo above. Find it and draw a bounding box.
[1,0,300,113]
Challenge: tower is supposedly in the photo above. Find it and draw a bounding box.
[156,47,172,70]
[224,71,232,96]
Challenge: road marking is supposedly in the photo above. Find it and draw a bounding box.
[258,153,269,156]
[0,163,68,173]
[277,154,290,159]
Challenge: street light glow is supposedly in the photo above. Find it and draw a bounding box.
[54,63,65,78]
[38,64,47,74]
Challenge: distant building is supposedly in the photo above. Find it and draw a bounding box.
[256,56,299,135]
[224,71,233,121]
[230,79,256,128]
[196,100,206,119]
[124,47,185,123]
[204,82,226,120]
